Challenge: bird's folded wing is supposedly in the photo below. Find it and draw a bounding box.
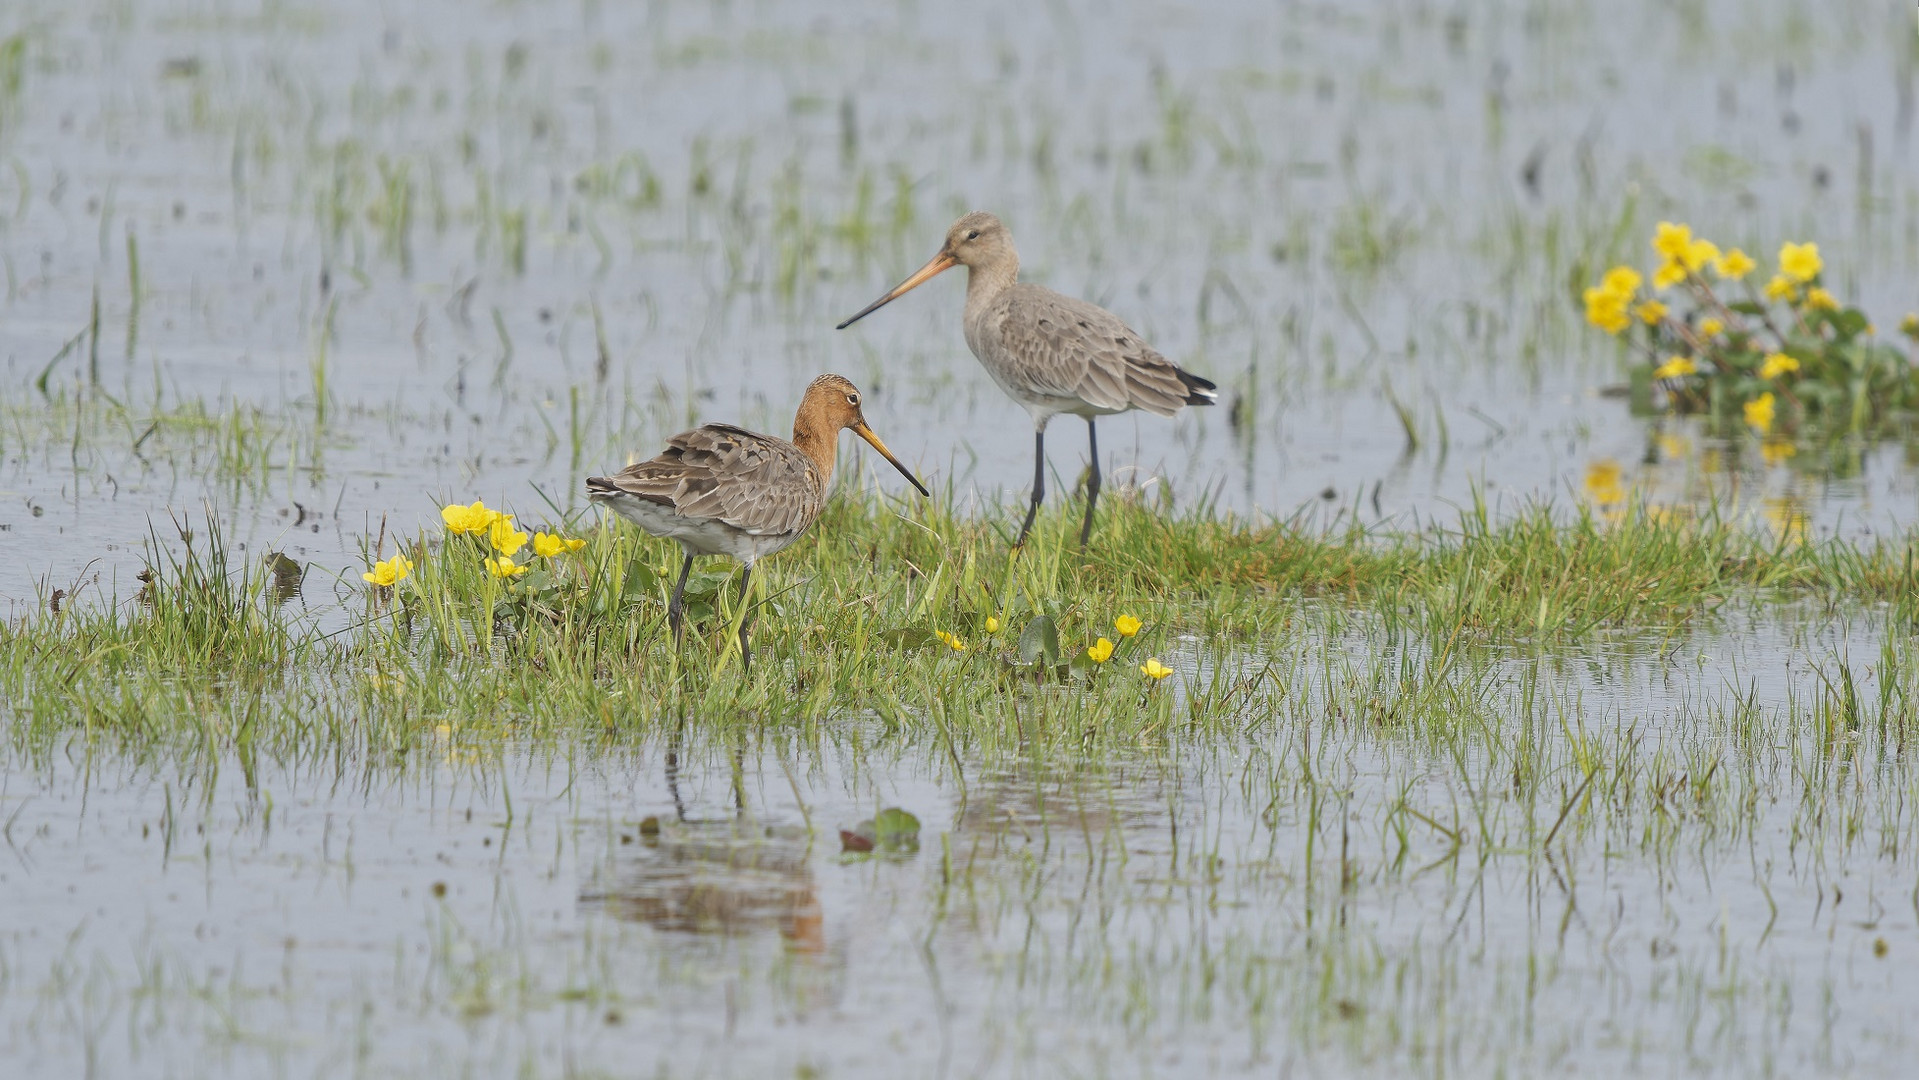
[600,424,822,537]
[1002,286,1195,417]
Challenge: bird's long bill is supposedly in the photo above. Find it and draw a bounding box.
[853,422,932,497]
[835,251,957,329]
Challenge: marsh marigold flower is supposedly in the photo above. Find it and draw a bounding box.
[1759,353,1800,380]
[488,516,529,556]
[485,556,527,578]
[1652,260,1688,290]
[1681,238,1719,274]
[362,555,413,588]
[1778,242,1822,283]
[532,531,584,558]
[1634,300,1669,325]
[1714,248,1755,280]
[1763,275,1798,303]
[1805,287,1838,312]
[1584,286,1631,334]
[1743,392,1776,433]
[1141,658,1174,680]
[1600,266,1642,296]
[442,499,502,535]
[1697,317,1724,338]
[1652,356,1697,380]
[985,615,1001,634]
[1115,614,1142,637]
[1902,314,1919,340]
[1087,638,1115,663]
[1652,222,1694,261]
[935,630,966,652]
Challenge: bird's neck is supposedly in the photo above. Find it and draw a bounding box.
[963,255,1019,320]
[790,419,838,481]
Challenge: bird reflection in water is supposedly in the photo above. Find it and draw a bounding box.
[579,733,824,955]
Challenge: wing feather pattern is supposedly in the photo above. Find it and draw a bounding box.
[986,285,1217,418]
[586,423,824,539]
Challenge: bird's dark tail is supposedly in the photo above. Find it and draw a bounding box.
[1177,368,1219,406]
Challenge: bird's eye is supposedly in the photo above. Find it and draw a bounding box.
[846,393,859,406]
[965,230,980,240]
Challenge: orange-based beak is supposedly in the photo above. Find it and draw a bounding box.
[836,250,958,329]
[852,421,931,497]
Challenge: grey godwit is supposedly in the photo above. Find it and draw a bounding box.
[837,211,1216,547]
[586,374,929,668]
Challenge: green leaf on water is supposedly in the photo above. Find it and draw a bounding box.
[1017,615,1059,666]
[873,807,919,847]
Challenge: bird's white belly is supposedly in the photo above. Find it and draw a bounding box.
[597,495,802,564]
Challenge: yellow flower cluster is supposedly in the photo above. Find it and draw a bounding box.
[1743,392,1776,433]
[1084,614,1144,664]
[1651,222,1720,289]
[1758,352,1799,380]
[1582,266,1641,335]
[935,630,966,652]
[434,499,587,584]
[441,499,505,535]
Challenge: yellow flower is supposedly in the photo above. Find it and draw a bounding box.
[1714,248,1755,280]
[488,516,529,556]
[362,555,413,588]
[1763,275,1798,303]
[1697,317,1724,338]
[532,531,583,558]
[1583,460,1626,507]
[1115,614,1142,637]
[1652,259,1688,290]
[1633,300,1668,325]
[1583,286,1631,334]
[985,615,1000,634]
[1760,438,1796,467]
[1743,392,1775,433]
[1681,238,1719,273]
[1652,356,1697,379]
[1086,638,1115,663]
[1805,287,1838,312]
[1902,314,1919,339]
[935,630,966,652]
[1140,658,1174,680]
[1651,222,1694,261]
[1758,352,1799,380]
[485,556,527,578]
[1599,266,1643,296]
[441,499,502,535]
[1778,241,1822,283]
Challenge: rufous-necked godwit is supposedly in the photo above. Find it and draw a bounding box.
[837,211,1216,547]
[586,374,929,668]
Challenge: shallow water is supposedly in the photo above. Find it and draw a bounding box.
[2,608,1913,1077]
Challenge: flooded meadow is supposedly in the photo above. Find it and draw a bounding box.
[2,0,1918,1076]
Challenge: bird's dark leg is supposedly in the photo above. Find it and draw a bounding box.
[667,552,694,644]
[735,564,754,671]
[1016,427,1047,547]
[1079,417,1101,549]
